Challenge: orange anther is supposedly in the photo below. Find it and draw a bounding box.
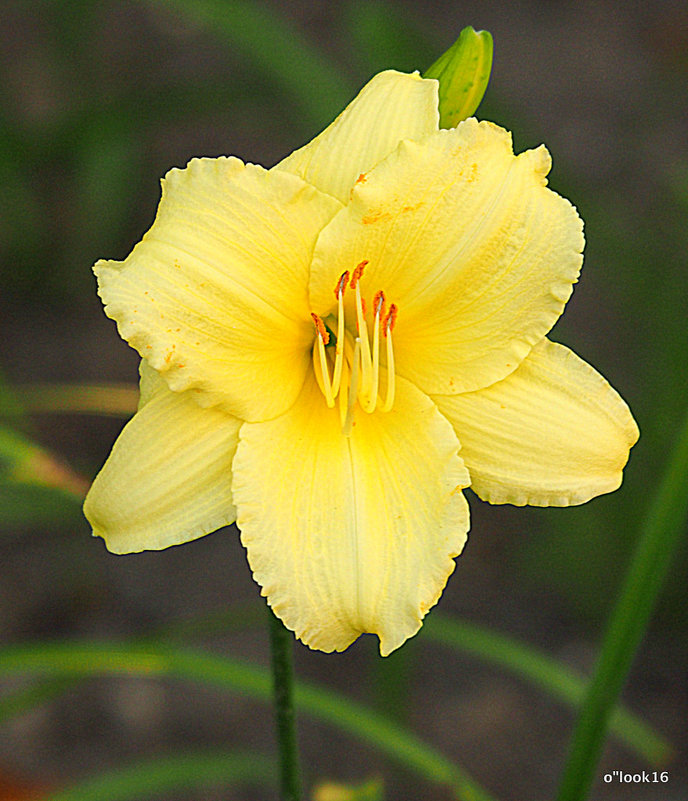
[334,270,349,299]
[382,303,398,336]
[311,312,330,345]
[373,290,386,318]
[350,260,368,289]
[360,297,367,318]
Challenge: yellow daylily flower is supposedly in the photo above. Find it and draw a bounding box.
[84,70,638,656]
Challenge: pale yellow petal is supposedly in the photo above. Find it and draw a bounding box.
[310,119,584,395]
[232,373,470,656]
[95,156,342,422]
[84,363,241,553]
[275,70,439,204]
[433,339,639,507]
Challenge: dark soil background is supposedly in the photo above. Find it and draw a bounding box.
[1,1,686,799]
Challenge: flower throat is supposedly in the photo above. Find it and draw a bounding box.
[311,261,397,437]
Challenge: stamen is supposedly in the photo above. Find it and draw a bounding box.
[331,272,348,396]
[380,304,397,412]
[362,291,385,413]
[353,271,372,399]
[342,338,361,437]
[311,313,334,407]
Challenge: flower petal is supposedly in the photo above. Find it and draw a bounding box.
[95,157,342,422]
[275,70,439,205]
[432,339,639,507]
[232,372,470,655]
[84,363,241,553]
[310,119,584,395]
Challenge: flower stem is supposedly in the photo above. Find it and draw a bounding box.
[268,606,302,801]
[556,406,688,801]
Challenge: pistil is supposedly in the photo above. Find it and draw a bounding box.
[351,261,373,401]
[342,338,361,437]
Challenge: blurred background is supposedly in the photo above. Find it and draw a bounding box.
[0,1,686,799]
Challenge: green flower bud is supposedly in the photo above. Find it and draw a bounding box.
[423,26,493,128]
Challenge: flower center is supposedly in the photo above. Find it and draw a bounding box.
[311,260,397,436]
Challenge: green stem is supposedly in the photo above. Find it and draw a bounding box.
[556,408,688,801]
[268,606,302,801]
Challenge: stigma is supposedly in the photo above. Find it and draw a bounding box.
[311,261,397,435]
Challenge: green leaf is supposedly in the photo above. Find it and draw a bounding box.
[313,776,385,801]
[13,383,138,419]
[344,0,435,75]
[423,614,672,767]
[150,0,354,133]
[423,26,493,127]
[0,641,496,801]
[556,405,688,800]
[0,424,88,498]
[152,605,673,766]
[0,424,87,528]
[2,598,667,768]
[0,483,84,529]
[41,749,275,801]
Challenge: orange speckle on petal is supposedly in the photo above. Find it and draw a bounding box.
[362,210,391,225]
